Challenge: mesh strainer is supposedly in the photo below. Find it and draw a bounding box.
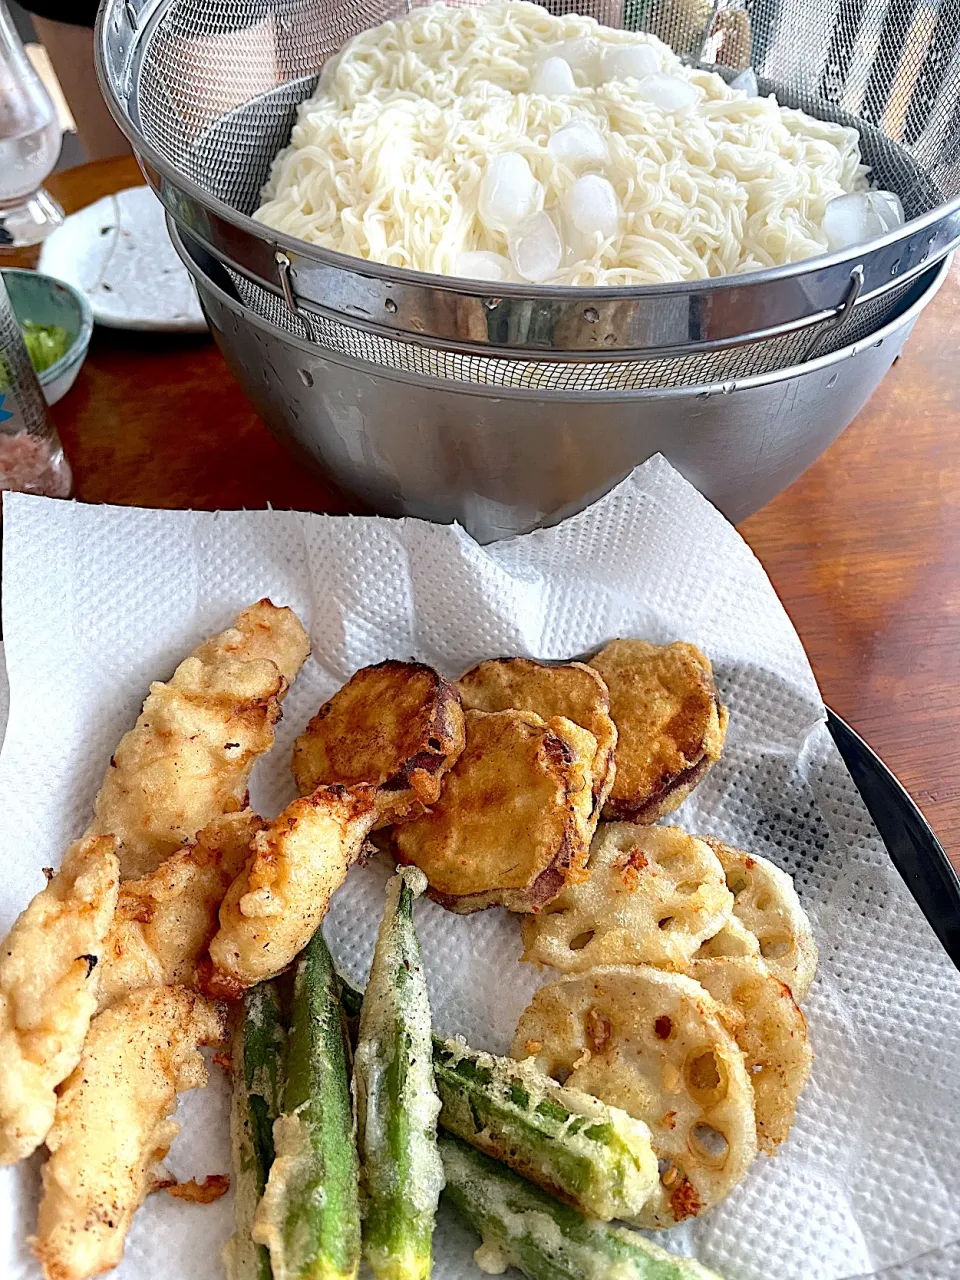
[97,0,960,368]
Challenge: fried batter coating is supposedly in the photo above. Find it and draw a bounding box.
[689,957,812,1154]
[190,598,310,684]
[457,658,618,814]
[590,639,728,824]
[87,600,310,879]
[31,986,226,1280]
[702,838,819,1002]
[513,965,758,1229]
[393,709,596,914]
[521,823,733,973]
[0,836,119,1165]
[203,784,378,996]
[292,659,465,826]
[97,811,264,1011]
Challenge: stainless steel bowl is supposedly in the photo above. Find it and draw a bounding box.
[173,222,949,540]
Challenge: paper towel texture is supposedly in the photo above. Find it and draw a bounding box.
[1,457,958,1280]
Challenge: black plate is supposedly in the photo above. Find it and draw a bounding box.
[827,709,960,972]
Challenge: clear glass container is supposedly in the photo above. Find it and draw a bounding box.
[0,0,63,246]
[0,272,71,498]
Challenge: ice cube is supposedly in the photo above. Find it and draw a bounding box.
[602,42,660,84]
[553,37,603,83]
[730,67,759,96]
[634,73,698,112]
[547,120,608,167]
[456,251,514,282]
[822,189,905,250]
[531,55,577,97]
[508,211,563,282]
[478,153,542,233]
[565,173,620,237]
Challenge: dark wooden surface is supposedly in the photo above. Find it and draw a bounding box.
[16,157,960,872]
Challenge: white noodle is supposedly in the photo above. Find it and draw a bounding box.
[255,0,869,284]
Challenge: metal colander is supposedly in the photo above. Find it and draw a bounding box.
[220,256,924,389]
[97,0,960,372]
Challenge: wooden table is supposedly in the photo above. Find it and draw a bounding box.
[18,157,960,873]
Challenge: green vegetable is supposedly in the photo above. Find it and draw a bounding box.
[433,1039,657,1222]
[354,868,443,1280]
[21,321,69,374]
[338,975,363,1022]
[254,930,361,1280]
[440,1133,725,1280]
[338,974,656,1223]
[224,982,286,1280]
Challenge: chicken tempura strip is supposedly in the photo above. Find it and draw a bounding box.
[0,836,120,1166]
[86,600,310,879]
[32,985,226,1280]
[97,811,265,1011]
[203,784,378,999]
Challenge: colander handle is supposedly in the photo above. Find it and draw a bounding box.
[801,265,865,363]
[276,250,319,344]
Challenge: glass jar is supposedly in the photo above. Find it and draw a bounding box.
[0,0,63,246]
[0,272,71,499]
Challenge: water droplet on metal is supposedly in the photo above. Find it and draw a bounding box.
[603,333,615,346]
[410,316,424,331]
[583,307,599,324]
[384,298,398,313]
[827,373,839,388]
[721,380,736,395]
[298,369,314,388]
[484,297,501,311]
[890,259,900,275]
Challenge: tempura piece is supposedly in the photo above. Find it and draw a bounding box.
[689,957,812,1154]
[590,639,728,824]
[701,838,819,1002]
[32,986,226,1280]
[521,823,733,973]
[513,965,758,1229]
[97,811,264,1011]
[203,784,378,998]
[393,709,597,914]
[292,659,465,827]
[0,836,120,1165]
[86,599,310,878]
[457,657,618,814]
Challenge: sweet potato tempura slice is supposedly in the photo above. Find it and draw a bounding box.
[97,811,265,1011]
[0,835,119,1165]
[203,783,378,997]
[32,986,226,1280]
[86,600,310,879]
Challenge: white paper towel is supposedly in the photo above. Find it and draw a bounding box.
[1,456,959,1280]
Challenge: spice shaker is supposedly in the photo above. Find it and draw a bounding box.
[0,271,71,499]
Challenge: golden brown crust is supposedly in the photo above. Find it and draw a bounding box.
[392,709,594,914]
[589,640,728,824]
[0,836,120,1166]
[292,660,465,827]
[98,811,265,1011]
[512,965,758,1229]
[32,986,226,1280]
[203,783,378,994]
[87,600,310,879]
[456,658,617,815]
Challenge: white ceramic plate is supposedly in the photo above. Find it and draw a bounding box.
[38,186,207,332]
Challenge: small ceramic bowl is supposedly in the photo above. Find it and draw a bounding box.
[2,267,93,405]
